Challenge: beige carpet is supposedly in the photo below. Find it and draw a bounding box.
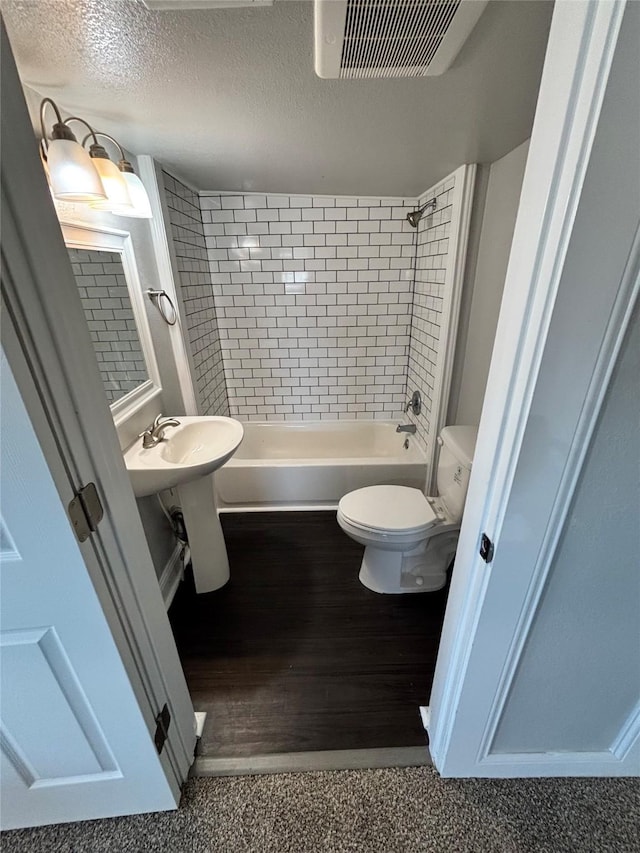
[3,766,639,852]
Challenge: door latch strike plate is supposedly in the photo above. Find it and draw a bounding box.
[480,533,494,563]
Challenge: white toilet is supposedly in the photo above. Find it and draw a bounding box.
[337,426,478,593]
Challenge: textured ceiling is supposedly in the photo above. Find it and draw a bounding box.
[3,0,553,196]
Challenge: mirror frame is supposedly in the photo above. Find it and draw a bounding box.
[61,221,162,426]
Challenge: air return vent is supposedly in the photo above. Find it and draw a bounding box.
[314,0,488,79]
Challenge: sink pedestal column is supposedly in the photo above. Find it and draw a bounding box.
[177,475,229,593]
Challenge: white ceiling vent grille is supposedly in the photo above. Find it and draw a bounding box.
[314,0,488,79]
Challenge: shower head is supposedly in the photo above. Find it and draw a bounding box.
[406,197,437,228]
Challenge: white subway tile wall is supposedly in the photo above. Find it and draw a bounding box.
[69,247,148,404]
[405,175,456,453]
[200,193,417,420]
[163,172,230,416]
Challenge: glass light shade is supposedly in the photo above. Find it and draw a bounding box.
[89,156,134,212]
[114,171,153,219]
[46,139,107,202]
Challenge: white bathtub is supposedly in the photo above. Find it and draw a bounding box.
[216,421,428,511]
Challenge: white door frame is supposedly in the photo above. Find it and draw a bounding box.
[2,0,633,789]
[428,0,634,775]
[1,23,196,796]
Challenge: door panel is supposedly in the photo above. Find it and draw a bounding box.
[1,627,119,782]
[0,351,177,829]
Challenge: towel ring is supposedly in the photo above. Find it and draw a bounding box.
[146,289,177,326]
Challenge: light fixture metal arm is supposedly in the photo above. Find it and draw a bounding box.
[39,97,62,148]
[39,97,79,154]
[64,116,100,147]
[81,131,125,161]
[80,131,135,173]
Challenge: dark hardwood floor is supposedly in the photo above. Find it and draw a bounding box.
[169,511,448,757]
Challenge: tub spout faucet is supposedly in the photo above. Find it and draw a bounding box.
[396,423,417,434]
[140,414,181,449]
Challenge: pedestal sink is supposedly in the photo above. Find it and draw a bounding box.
[124,416,243,593]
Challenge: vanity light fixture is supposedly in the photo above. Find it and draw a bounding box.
[65,121,133,214]
[39,98,152,218]
[82,132,152,219]
[39,98,107,202]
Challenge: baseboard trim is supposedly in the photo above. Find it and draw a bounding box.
[192,745,431,777]
[419,705,431,731]
[194,711,207,740]
[218,504,338,513]
[159,542,185,609]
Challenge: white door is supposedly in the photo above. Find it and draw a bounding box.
[0,351,179,829]
[428,0,640,777]
[1,21,195,828]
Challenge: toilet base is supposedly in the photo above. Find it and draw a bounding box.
[358,532,458,594]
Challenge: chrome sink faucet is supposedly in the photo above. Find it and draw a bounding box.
[396,423,417,434]
[139,414,181,449]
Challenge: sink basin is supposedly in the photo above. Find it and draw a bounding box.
[124,416,244,497]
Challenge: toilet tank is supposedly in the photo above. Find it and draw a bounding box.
[436,426,478,522]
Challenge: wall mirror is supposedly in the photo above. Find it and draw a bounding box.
[61,222,161,424]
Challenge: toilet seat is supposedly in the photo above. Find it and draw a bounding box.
[338,485,437,535]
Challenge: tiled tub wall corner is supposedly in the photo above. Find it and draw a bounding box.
[200,193,417,420]
[163,172,230,416]
[405,173,457,454]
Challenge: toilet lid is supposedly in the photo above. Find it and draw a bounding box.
[339,486,436,534]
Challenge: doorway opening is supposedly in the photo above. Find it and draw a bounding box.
[1,0,567,784]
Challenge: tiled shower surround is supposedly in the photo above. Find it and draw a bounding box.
[163,172,230,416]
[161,171,463,457]
[200,192,416,419]
[405,174,456,453]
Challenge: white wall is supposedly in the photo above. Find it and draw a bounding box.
[21,86,187,438]
[51,190,183,582]
[22,84,181,582]
[450,139,529,426]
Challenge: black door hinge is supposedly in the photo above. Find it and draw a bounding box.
[68,482,104,543]
[480,533,494,563]
[154,703,171,754]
